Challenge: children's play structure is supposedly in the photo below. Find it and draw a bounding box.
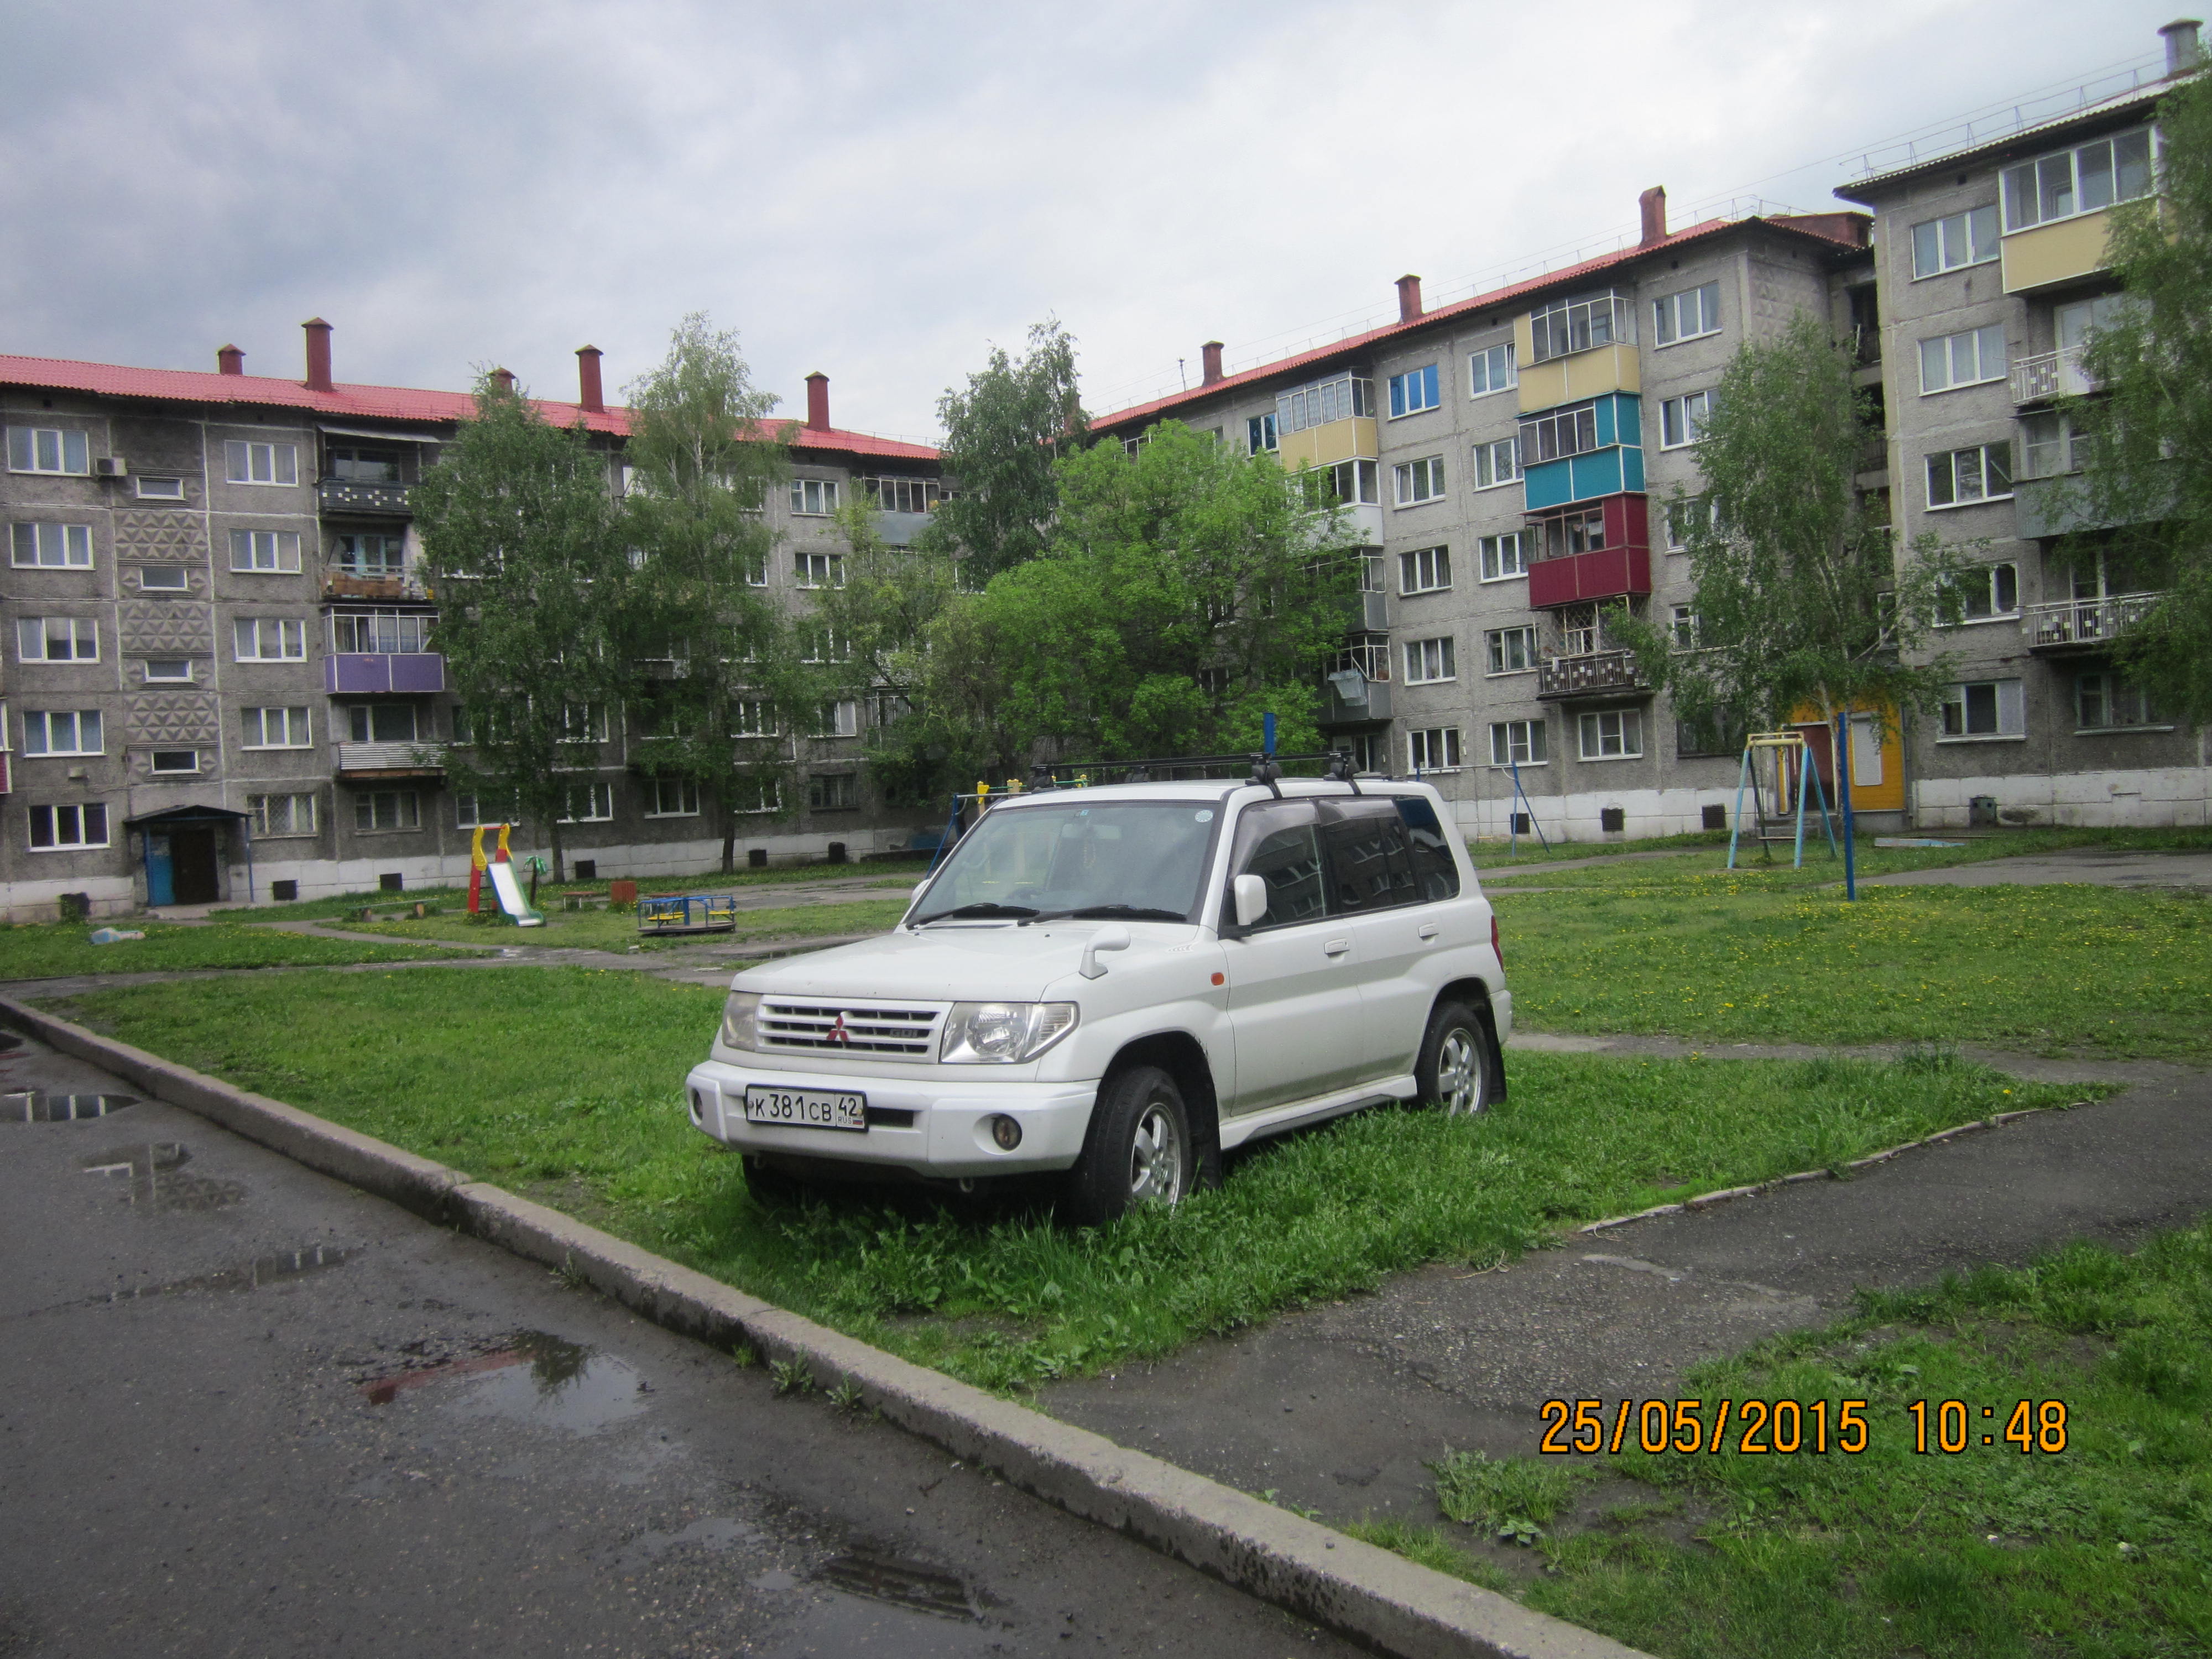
[467,823,545,927]
[637,894,740,936]
[1727,731,1839,870]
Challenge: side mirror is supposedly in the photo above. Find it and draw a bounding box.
[1233,873,1269,930]
[912,881,930,898]
[1079,924,1131,979]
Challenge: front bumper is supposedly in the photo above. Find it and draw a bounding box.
[685,1058,1099,1178]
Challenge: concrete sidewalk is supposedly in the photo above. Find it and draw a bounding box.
[1859,847,2212,889]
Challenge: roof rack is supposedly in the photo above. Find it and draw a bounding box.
[1019,749,1367,791]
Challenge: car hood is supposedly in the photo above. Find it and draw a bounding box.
[731,921,1202,1003]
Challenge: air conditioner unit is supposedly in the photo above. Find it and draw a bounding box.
[93,456,129,478]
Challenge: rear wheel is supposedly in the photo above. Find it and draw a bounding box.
[1416,1001,1493,1116]
[1065,1065,1192,1227]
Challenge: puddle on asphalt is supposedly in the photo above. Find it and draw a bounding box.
[757,1559,1000,1658]
[92,1245,352,1303]
[79,1142,246,1211]
[612,1515,760,1571]
[362,1329,646,1434]
[8,1091,138,1123]
[815,1553,978,1620]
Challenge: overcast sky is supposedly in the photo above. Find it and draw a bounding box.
[0,1,2183,441]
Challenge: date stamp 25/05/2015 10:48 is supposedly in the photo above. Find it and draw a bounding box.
[1539,1397,2073,1457]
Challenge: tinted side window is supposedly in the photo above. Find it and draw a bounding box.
[1321,800,1417,912]
[1228,801,1326,929]
[1394,795,1462,901]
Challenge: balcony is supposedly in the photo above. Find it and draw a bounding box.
[335,740,446,779]
[322,571,429,602]
[2014,469,2173,540]
[326,653,446,694]
[2011,346,2095,404]
[2026,592,2166,652]
[877,510,932,547]
[1528,545,1652,609]
[2000,208,2112,295]
[1537,649,1651,701]
[1321,678,1392,726]
[319,478,412,516]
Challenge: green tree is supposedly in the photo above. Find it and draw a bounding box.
[921,318,1086,583]
[2062,67,2212,723]
[1625,311,1954,748]
[413,374,633,881]
[622,315,808,871]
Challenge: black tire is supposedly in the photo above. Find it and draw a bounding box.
[740,1152,809,1206]
[1415,1000,1494,1116]
[1064,1065,1193,1227]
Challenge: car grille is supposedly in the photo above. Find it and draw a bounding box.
[758,999,944,1058]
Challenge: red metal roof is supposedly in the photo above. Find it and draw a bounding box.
[1088,213,1869,432]
[0,353,938,461]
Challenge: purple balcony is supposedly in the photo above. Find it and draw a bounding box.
[325,653,446,693]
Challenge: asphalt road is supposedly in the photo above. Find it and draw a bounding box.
[0,1031,1358,1659]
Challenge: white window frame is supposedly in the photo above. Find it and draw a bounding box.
[1651,281,1721,348]
[229,529,303,573]
[22,709,103,757]
[1402,636,1456,685]
[789,477,839,516]
[644,775,702,817]
[1926,443,2013,510]
[1472,436,1520,490]
[1488,719,1547,767]
[557,780,615,823]
[1576,708,1644,760]
[149,749,200,776]
[1387,364,1441,419]
[143,658,194,684]
[139,566,190,592]
[1484,626,1538,676]
[10,523,93,568]
[6,427,91,476]
[1658,391,1713,450]
[1407,726,1462,773]
[1478,531,1527,583]
[18,617,100,663]
[248,792,318,837]
[1399,545,1450,596]
[2020,410,2089,481]
[27,802,109,850]
[1910,205,2000,278]
[1938,678,2026,742]
[1246,413,1279,455]
[815,699,860,738]
[234,618,307,661]
[1937,562,2021,625]
[807,770,861,812]
[329,610,430,655]
[795,550,845,588]
[1918,325,2008,395]
[241,706,314,749]
[354,789,424,832]
[332,531,406,579]
[347,703,420,744]
[1669,605,1700,649]
[135,475,186,501]
[559,703,611,743]
[1665,495,1717,551]
[731,699,777,738]
[2001,126,2156,233]
[1468,342,1517,398]
[2074,670,2168,733]
[730,775,781,815]
[223,440,299,486]
[1393,455,1446,507]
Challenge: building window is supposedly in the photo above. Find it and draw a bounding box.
[347,704,418,742]
[330,611,430,654]
[557,781,614,823]
[6,427,91,475]
[645,775,702,816]
[1659,391,1713,449]
[1387,364,1441,418]
[1291,458,1380,510]
[731,698,776,737]
[1926,444,2013,509]
[1669,604,1700,649]
[1665,495,1716,550]
[1652,281,1721,347]
[355,790,423,831]
[2002,127,2154,233]
[136,475,186,500]
[816,700,860,738]
[795,551,845,588]
[730,774,780,814]
[1938,562,2020,624]
[143,658,192,683]
[229,529,302,572]
[1399,545,1451,596]
[1246,413,1279,455]
[28,802,108,849]
[11,523,93,568]
[326,446,401,483]
[1557,602,1601,657]
[808,771,860,811]
[224,440,299,486]
[242,706,312,748]
[22,710,102,755]
[234,618,306,661]
[799,626,852,664]
[1407,727,1462,772]
[559,703,610,743]
[140,566,189,592]
[1530,505,1609,560]
[1275,375,1374,436]
[453,793,521,830]
[1939,678,2025,740]
[1911,205,2000,278]
[249,792,317,836]
[17,617,98,662]
[1527,290,1634,363]
[1577,708,1644,760]
[1676,716,1742,759]
[150,750,199,775]
[1472,436,1520,489]
[1485,626,1537,675]
[862,476,941,514]
[1394,456,1446,505]
[1331,632,1391,684]
[1919,325,2008,394]
[790,478,839,515]
[333,533,406,578]
[1489,720,1546,766]
[1479,531,1527,582]
[2020,411,2088,480]
[1469,343,1517,398]
[1402,636,1456,684]
[1518,401,1599,464]
[2075,671,2165,731]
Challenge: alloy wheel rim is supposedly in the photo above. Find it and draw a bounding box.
[1129,1102,1185,1203]
[1438,1027,1482,1115]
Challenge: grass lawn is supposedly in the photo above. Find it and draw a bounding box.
[52,967,2091,1391]
[340,897,911,952]
[1470,825,2212,878]
[1381,1221,2212,1659]
[0,920,480,980]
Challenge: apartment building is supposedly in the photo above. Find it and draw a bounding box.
[1088,198,1886,840]
[0,328,945,920]
[1836,18,2211,830]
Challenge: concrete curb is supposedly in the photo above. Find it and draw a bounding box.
[0,994,1648,1659]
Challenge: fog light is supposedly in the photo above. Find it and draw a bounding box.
[988,1114,1022,1151]
[688,1089,705,1124]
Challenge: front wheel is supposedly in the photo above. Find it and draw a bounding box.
[1416,1001,1494,1116]
[1064,1065,1192,1227]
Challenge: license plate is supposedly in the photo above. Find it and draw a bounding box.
[743,1085,867,1132]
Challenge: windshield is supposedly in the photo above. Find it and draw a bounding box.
[911,800,1222,925]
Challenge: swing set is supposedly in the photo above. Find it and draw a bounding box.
[1726,731,1838,869]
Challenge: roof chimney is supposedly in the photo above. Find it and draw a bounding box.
[576,345,605,413]
[1396,274,1423,323]
[302,317,333,392]
[2163,18,2203,75]
[1201,341,1225,385]
[805,371,830,431]
[489,367,515,395]
[216,344,244,376]
[1639,186,1668,246]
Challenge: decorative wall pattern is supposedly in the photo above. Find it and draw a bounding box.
[113,511,208,562]
[126,691,222,744]
[118,600,214,654]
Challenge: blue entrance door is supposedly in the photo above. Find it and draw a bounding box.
[145,834,175,906]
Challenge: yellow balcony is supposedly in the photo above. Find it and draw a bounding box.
[1514,315,1640,411]
[2001,207,2113,295]
[1277,416,1377,471]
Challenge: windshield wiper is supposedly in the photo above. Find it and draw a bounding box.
[1027,904,1190,924]
[913,901,1040,926]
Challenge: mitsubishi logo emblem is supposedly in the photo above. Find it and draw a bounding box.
[826,1013,851,1045]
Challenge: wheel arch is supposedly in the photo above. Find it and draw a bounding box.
[1432,977,1507,1104]
[1104,1031,1223,1184]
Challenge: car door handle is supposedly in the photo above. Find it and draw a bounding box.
[1417,922,1440,940]
[1323,937,1351,956]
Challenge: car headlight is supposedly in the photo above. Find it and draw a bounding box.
[721,991,761,1052]
[940,1001,1077,1064]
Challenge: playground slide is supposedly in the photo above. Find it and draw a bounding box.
[486,859,546,927]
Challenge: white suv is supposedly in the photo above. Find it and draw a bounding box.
[686,776,1509,1224]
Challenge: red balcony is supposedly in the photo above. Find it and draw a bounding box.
[1528,544,1652,608]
